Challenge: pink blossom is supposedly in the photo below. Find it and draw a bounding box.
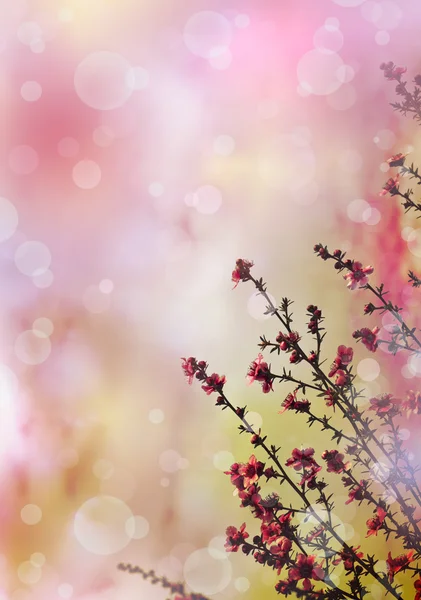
[344,262,374,290]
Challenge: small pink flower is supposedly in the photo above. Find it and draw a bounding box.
[386,550,414,582]
[321,449,350,474]
[337,345,353,365]
[181,357,197,385]
[247,354,273,393]
[369,393,401,416]
[225,522,249,552]
[379,174,400,196]
[201,373,226,395]
[353,326,380,352]
[270,537,292,556]
[261,521,282,545]
[285,448,318,471]
[288,554,324,591]
[366,506,387,537]
[334,369,348,387]
[402,390,421,417]
[383,64,407,81]
[224,463,244,490]
[238,455,265,488]
[279,390,298,414]
[387,152,408,167]
[344,262,374,290]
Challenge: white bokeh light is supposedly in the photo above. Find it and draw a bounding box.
[313,26,344,54]
[149,408,165,424]
[15,241,51,276]
[194,185,223,214]
[159,449,182,473]
[73,160,101,189]
[373,129,396,150]
[17,22,43,46]
[32,269,54,289]
[347,199,372,223]
[297,49,343,95]
[73,495,133,555]
[125,515,150,539]
[20,81,42,102]
[74,51,133,110]
[184,548,232,595]
[30,553,45,567]
[357,358,380,381]
[235,577,250,592]
[372,1,402,30]
[15,330,51,365]
[408,229,421,258]
[33,317,54,337]
[213,450,235,471]
[148,182,164,197]
[99,279,114,294]
[183,11,232,59]
[248,291,276,320]
[17,562,41,585]
[21,504,42,525]
[375,30,390,45]
[336,64,355,83]
[246,411,263,429]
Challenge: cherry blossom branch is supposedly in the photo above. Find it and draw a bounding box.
[251,269,421,515]
[189,359,404,599]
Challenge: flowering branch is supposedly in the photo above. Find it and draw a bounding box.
[314,244,421,357]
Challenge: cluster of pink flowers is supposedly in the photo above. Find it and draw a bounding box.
[328,345,353,386]
[366,506,387,537]
[231,258,254,288]
[285,448,322,487]
[380,61,407,81]
[176,253,421,599]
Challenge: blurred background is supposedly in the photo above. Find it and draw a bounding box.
[1,0,421,598]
